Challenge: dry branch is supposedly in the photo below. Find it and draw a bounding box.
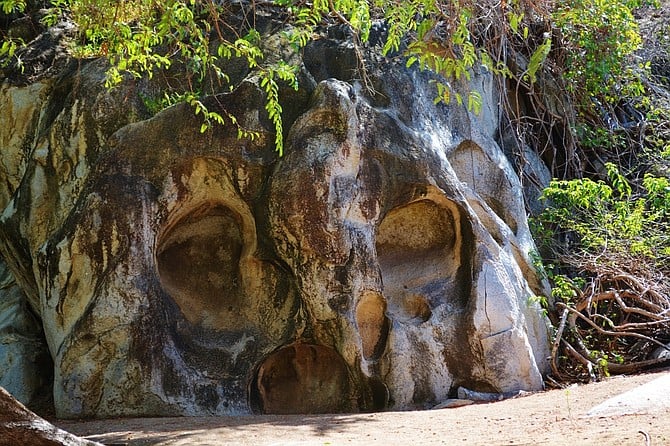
[548,256,670,383]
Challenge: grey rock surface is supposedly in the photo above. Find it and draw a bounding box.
[0,260,52,411]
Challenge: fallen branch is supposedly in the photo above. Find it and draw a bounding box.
[547,258,670,383]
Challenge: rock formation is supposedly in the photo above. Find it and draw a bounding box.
[0,21,551,418]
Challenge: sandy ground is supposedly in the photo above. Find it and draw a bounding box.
[55,370,670,446]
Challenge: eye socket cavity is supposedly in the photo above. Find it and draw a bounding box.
[156,201,244,328]
[155,157,262,329]
[377,199,458,259]
[376,198,466,325]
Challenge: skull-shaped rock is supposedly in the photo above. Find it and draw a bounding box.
[266,74,549,412]
[0,45,550,417]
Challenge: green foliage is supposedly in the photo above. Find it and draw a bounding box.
[550,274,584,303]
[526,34,551,83]
[536,163,670,266]
[553,0,646,109]
[0,36,20,68]
[392,0,522,111]
[0,0,25,68]
[1,0,551,151]
[575,124,625,151]
[590,350,624,378]
[259,62,299,156]
[527,294,549,318]
[0,0,24,15]
[538,166,667,259]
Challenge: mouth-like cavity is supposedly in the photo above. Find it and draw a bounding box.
[249,343,355,414]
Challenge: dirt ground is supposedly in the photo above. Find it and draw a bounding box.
[54,369,670,446]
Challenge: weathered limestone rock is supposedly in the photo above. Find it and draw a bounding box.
[0,259,52,411]
[0,25,551,417]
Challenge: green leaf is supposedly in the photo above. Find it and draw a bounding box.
[526,36,551,83]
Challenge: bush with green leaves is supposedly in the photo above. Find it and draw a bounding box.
[532,0,654,178]
[553,0,648,106]
[539,163,670,260]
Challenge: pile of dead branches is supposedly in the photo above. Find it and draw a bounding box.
[548,256,670,385]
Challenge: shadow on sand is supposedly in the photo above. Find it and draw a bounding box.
[56,413,382,445]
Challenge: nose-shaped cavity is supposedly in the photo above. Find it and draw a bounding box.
[156,201,243,327]
[355,291,389,360]
[250,344,354,414]
[398,294,432,323]
[377,199,462,323]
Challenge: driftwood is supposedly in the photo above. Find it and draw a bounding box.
[0,386,101,446]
